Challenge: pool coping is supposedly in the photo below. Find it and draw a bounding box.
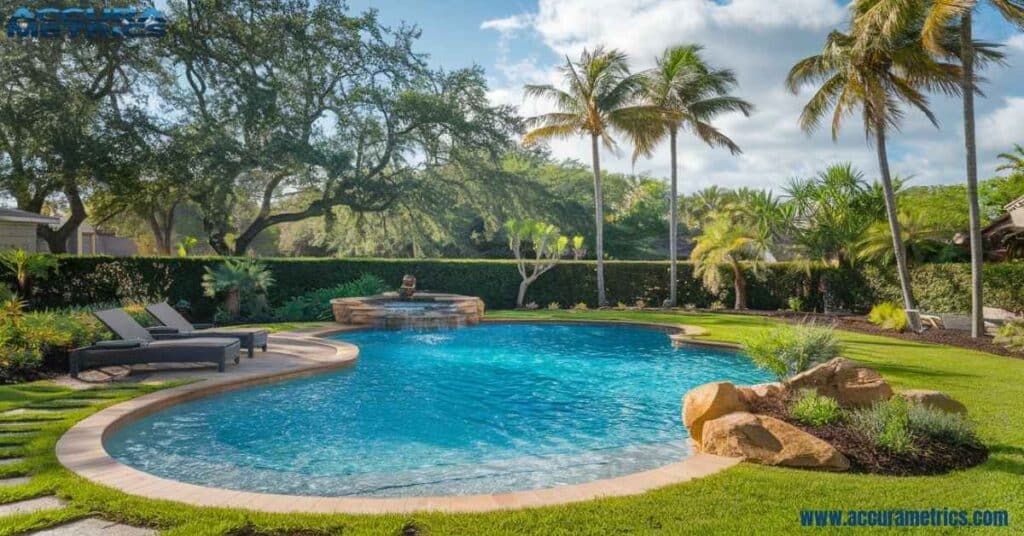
[56,319,743,514]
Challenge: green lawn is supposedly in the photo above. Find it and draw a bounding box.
[0,310,1021,535]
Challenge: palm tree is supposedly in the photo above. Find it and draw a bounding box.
[523,47,659,306]
[786,28,961,331]
[855,0,1022,337]
[690,211,767,310]
[997,144,1024,175]
[632,45,753,307]
[857,208,950,266]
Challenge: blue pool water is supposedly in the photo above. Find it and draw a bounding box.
[105,323,770,497]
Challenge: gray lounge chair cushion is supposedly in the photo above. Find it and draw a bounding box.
[94,339,144,349]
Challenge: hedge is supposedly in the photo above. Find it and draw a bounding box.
[16,256,1024,320]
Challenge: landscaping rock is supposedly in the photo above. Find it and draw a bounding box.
[737,382,786,406]
[682,382,747,447]
[701,412,850,472]
[899,389,967,415]
[786,357,892,407]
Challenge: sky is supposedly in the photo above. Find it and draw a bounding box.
[348,0,1024,195]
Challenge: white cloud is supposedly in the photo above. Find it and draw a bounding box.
[480,14,533,34]
[481,0,1024,192]
[978,97,1024,150]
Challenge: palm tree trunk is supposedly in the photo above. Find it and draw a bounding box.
[961,13,984,338]
[668,128,679,308]
[590,134,607,307]
[731,259,747,310]
[875,127,921,332]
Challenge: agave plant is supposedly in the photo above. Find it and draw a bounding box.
[201,259,274,320]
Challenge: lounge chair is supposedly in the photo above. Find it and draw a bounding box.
[69,309,241,378]
[144,302,269,358]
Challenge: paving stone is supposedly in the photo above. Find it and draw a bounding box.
[1,409,63,416]
[0,458,25,466]
[0,496,64,516]
[0,476,29,486]
[28,518,156,536]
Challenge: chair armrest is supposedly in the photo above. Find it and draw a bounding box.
[191,323,214,330]
[147,326,181,335]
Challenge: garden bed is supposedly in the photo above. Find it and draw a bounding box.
[748,391,989,476]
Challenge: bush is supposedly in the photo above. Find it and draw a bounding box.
[850,398,915,454]
[907,403,978,447]
[274,274,387,321]
[742,323,841,380]
[790,390,842,426]
[867,302,908,332]
[0,299,109,382]
[787,296,805,312]
[994,320,1024,352]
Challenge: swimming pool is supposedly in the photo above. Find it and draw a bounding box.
[105,323,770,497]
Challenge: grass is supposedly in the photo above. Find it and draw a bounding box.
[0,310,1020,535]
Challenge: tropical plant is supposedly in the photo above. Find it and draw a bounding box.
[996,143,1024,175]
[274,274,386,321]
[201,259,275,320]
[690,211,767,309]
[523,47,660,306]
[505,219,573,308]
[790,390,843,426]
[0,249,58,296]
[786,24,962,332]
[857,208,950,266]
[176,236,198,257]
[855,0,1022,337]
[994,320,1024,352]
[742,323,841,380]
[632,45,753,307]
[868,302,910,332]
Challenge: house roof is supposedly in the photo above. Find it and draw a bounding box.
[0,207,60,225]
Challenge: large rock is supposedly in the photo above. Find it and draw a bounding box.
[899,389,967,415]
[701,412,850,472]
[736,382,786,407]
[683,382,747,447]
[786,357,892,407]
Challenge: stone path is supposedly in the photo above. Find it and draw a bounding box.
[28,518,156,536]
[0,496,65,515]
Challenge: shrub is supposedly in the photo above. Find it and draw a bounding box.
[742,323,841,380]
[867,302,908,332]
[907,404,978,447]
[787,296,805,312]
[0,299,109,381]
[273,274,386,321]
[790,390,842,426]
[615,301,628,310]
[850,398,915,454]
[202,259,274,320]
[573,302,588,311]
[994,320,1024,352]
[547,302,561,310]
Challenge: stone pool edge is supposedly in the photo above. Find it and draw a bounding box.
[56,321,742,514]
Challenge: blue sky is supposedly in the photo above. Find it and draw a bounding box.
[344,1,1024,195]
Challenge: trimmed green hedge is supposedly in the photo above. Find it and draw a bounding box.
[18,256,1024,320]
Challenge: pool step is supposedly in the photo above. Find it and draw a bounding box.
[26,517,156,535]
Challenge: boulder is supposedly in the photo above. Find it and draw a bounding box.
[786,357,892,407]
[899,389,967,415]
[701,412,850,472]
[737,382,786,407]
[682,382,747,447]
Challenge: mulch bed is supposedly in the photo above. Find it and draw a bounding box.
[748,393,989,476]
[683,308,1023,359]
